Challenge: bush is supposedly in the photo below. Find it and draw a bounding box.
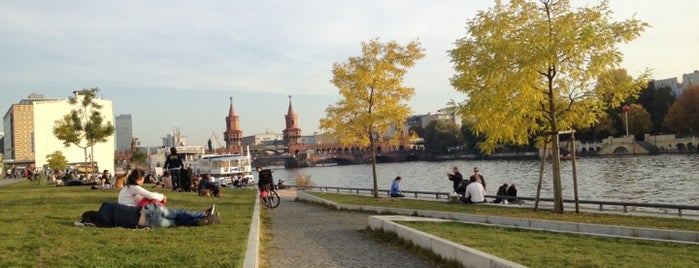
[293,174,313,189]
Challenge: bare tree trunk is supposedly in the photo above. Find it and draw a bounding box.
[534,140,548,211]
[369,130,378,198]
[552,133,563,213]
[83,147,88,177]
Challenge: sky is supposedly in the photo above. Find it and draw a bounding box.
[1,1,698,147]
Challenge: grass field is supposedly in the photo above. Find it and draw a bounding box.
[306,191,699,231]
[0,179,256,267]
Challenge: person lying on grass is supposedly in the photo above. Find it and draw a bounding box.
[76,201,220,228]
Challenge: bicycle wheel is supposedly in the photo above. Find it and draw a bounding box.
[267,190,280,208]
[260,192,270,207]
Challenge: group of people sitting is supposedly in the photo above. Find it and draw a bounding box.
[493,183,519,204]
[77,168,221,229]
[447,166,518,204]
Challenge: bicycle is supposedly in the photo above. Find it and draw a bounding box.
[260,183,280,209]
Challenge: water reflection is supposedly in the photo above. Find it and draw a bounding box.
[269,154,699,205]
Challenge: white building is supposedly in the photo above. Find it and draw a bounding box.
[241,132,284,147]
[654,70,699,98]
[2,92,115,174]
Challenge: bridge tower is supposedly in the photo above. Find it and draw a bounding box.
[223,97,243,154]
[283,95,302,152]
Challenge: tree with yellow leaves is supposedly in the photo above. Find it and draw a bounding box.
[320,38,424,197]
[450,0,648,213]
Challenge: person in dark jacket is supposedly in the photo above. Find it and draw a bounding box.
[163,147,184,192]
[180,165,195,192]
[447,166,464,195]
[77,202,220,228]
[198,174,221,197]
[507,183,519,203]
[494,183,509,204]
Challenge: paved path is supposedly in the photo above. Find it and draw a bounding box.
[266,189,439,268]
[0,178,23,187]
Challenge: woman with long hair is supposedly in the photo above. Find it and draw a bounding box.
[116,169,218,227]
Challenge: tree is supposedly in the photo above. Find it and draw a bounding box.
[53,88,115,175]
[320,38,425,197]
[130,149,148,169]
[449,0,648,213]
[638,82,675,134]
[46,151,69,172]
[423,120,461,153]
[625,104,652,136]
[664,84,699,135]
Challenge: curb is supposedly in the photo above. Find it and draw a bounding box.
[368,215,526,268]
[242,194,261,268]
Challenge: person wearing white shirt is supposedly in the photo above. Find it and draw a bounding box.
[463,176,486,203]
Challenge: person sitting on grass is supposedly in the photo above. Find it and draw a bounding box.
[493,183,509,204]
[507,183,520,203]
[389,176,405,198]
[118,169,168,207]
[198,174,222,197]
[461,176,486,204]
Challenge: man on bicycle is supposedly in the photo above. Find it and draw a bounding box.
[256,166,274,195]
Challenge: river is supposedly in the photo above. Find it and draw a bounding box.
[267,154,699,206]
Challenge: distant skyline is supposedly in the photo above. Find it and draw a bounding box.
[2,1,698,146]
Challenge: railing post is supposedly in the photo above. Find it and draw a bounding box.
[623,205,627,213]
[414,193,418,198]
[436,193,440,199]
[599,204,603,211]
[679,209,683,217]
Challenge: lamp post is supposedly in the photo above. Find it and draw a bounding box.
[622,105,630,138]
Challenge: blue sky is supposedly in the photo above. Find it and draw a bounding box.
[2,1,698,146]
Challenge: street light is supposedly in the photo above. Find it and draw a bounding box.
[622,105,630,137]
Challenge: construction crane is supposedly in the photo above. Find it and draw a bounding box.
[208,132,224,153]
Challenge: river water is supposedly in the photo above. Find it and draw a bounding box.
[268,154,699,206]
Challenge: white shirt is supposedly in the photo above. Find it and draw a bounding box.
[465,182,486,202]
[118,185,165,207]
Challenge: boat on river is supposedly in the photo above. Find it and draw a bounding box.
[198,148,254,186]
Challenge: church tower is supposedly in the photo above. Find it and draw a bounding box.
[223,97,243,154]
[283,95,302,145]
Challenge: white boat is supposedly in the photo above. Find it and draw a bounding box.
[198,147,254,187]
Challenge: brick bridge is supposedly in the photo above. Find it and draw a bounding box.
[253,148,426,168]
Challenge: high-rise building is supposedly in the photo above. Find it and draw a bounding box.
[2,92,115,173]
[115,114,133,151]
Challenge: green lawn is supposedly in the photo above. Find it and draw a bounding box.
[306,192,699,231]
[403,221,699,267]
[0,180,256,267]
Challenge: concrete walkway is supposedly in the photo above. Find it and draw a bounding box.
[0,178,23,187]
[265,189,440,268]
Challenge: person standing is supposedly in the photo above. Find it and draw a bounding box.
[470,167,486,191]
[163,147,184,192]
[180,165,194,192]
[389,176,405,197]
[447,166,464,195]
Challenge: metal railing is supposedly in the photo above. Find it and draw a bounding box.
[287,185,699,217]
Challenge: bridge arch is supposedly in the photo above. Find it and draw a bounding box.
[612,146,628,154]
